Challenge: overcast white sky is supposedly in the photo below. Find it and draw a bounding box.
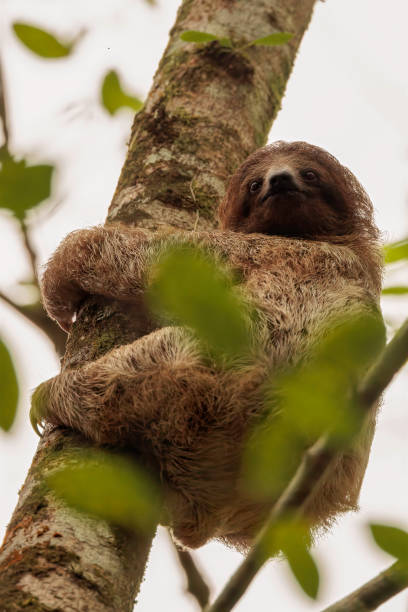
[0,1,407,610]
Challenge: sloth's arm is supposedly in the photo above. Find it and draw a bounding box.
[41,225,242,332]
[41,225,151,331]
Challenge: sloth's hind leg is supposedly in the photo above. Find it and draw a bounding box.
[31,327,203,445]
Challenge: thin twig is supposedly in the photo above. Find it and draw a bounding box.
[193,210,200,232]
[321,562,408,611]
[21,220,39,284]
[206,318,408,612]
[169,534,211,609]
[189,178,197,203]
[0,290,31,319]
[358,317,408,409]
[0,56,9,148]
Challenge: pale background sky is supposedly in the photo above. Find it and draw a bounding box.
[0,0,407,610]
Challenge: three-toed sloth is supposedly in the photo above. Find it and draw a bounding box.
[32,141,384,550]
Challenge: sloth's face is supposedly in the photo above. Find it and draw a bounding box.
[237,157,348,237]
[219,142,377,241]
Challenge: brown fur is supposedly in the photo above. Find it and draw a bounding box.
[35,142,383,550]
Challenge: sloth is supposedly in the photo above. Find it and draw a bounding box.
[31,141,384,550]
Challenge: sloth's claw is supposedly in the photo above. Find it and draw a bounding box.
[30,379,53,437]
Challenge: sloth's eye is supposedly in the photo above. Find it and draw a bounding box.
[249,180,262,193]
[302,170,318,182]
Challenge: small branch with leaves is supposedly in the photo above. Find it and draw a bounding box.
[20,220,39,284]
[205,317,408,612]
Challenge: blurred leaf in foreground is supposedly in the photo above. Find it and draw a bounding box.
[13,23,76,58]
[244,312,385,497]
[101,70,143,115]
[0,153,54,221]
[279,313,385,441]
[382,286,408,296]
[48,451,161,532]
[243,419,303,498]
[370,523,408,565]
[0,338,19,431]
[262,520,319,599]
[384,239,408,264]
[148,244,252,361]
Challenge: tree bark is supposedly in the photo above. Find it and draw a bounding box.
[110,0,316,230]
[0,0,317,609]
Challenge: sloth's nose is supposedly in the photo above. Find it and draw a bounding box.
[269,172,298,193]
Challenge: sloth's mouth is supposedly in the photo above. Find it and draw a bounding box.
[261,188,303,203]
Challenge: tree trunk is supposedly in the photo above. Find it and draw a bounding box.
[0,0,317,609]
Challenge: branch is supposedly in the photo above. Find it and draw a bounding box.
[0,290,66,356]
[206,318,408,612]
[0,428,154,612]
[0,213,65,353]
[205,437,332,612]
[0,56,9,148]
[358,317,408,409]
[321,562,408,612]
[170,536,211,609]
[318,319,408,612]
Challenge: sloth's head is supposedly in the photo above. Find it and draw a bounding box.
[219,141,379,242]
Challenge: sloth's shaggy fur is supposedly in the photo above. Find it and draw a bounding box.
[35,142,383,550]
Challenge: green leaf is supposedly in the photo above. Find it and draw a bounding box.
[148,245,252,360]
[0,146,7,161]
[384,239,408,264]
[48,451,161,532]
[370,524,408,564]
[280,313,385,440]
[250,32,293,46]
[180,31,232,47]
[382,286,408,295]
[180,31,219,43]
[13,23,74,58]
[0,154,54,220]
[242,420,303,498]
[101,70,143,116]
[285,544,319,599]
[243,312,385,497]
[0,338,19,431]
[262,521,319,599]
